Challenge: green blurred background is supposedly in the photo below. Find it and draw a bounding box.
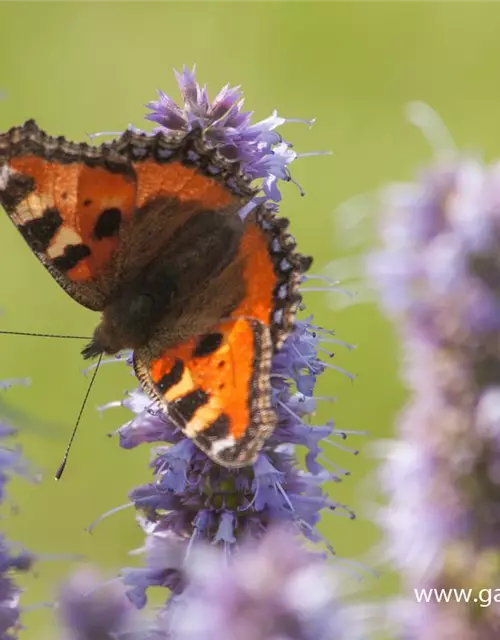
[1,1,499,636]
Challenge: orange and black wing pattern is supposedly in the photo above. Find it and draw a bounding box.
[0,120,252,310]
[134,208,312,467]
[135,316,275,466]
[0,121,138,309]
[0,119,311,467]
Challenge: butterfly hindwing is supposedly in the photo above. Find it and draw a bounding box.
[133,208,312,467]
[134,317,275,466]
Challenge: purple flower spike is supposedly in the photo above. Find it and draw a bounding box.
[152,528,364,640]
[93,67,354,612]
[146,65,322,207]
[0,542,34,640]
[0,421,35,639]
[371,151,500,636]
[112,308,352,608]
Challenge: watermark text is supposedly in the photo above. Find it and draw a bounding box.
[414,588,500,608]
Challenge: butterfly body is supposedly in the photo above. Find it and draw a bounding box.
[82,200,246,358]
[0,120,311,467]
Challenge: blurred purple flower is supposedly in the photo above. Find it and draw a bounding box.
[0,420,35,639]
[58,567,139,640]
[149,528,365,640]
[0,540,33,640]
[370,155,500,636]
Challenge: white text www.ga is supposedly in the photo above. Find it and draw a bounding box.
[414,589,500,608]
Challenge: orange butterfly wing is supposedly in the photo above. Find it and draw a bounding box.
[134,209,311,467]
[135,317,274,466]
[0,121,248,310]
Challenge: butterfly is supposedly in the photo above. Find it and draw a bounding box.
[0,120,311,467]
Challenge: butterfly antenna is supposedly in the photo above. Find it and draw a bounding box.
[55,352,103,480]
[0,330,91,339]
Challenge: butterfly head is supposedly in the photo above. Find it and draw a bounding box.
[81,291,169,359]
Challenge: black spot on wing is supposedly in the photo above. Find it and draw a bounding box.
[193,332,223,359]
[156,359,184,394]
[53,243,91,272]
[93,207,122,240]
[19,207,63,252]
[203,414,231,441]
[0,173,35,211]
[173,389,209,423]
[83,199,92,206]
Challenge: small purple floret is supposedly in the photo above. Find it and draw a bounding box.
[146,65,318,207]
